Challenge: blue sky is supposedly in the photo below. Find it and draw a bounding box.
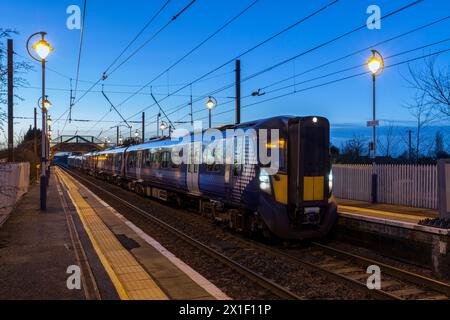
[1,0,450,150]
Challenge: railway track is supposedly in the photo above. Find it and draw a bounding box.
[236,238,450,300]
[60,166,302,300]
[61,166,450,300]
[308,242,450,300]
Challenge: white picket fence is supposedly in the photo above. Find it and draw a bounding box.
[332,164,438,209]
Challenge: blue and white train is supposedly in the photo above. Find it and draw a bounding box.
[68,116,337,240]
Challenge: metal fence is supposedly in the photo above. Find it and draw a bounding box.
[332,164,438,209]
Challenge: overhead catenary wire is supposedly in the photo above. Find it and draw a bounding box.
[59,0,197,125]
[71,0,427,137]
[72,0,88,106]
[149,1,437,122]
[104,0,197,79]
[196,48,450,122]
[120,0,342,122]
[63,10,444,136]
[145,41,450,127]
[114,0,261,108]
[102,0,171,76]
[120,0,423,125]
[259,15,450,91]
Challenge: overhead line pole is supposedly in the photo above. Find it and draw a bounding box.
[142,112,145,142]
[34,107,37,178]
[235,59,241,125]
[7,39,14,162]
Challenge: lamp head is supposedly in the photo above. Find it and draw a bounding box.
[42,98,52,111]
[32,38,53,60]
[367,50,384,76]
[160,121,167,131]
[206,96,217,110]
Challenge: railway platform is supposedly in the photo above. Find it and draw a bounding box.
[335,198,450,279]
[0,167,228,300]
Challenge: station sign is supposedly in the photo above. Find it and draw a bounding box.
[366,120,379,127]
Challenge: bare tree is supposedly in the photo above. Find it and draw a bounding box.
[404,93,436,159]
[377,122,399,157]
[406,57,450,118]
[0,28,33,132]
[340,135,368,162]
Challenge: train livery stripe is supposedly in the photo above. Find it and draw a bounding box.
[304,176,324,201]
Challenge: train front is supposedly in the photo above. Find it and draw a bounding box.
[257,116,338,240]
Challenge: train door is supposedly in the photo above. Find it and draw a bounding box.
[187,142,201,195]
[288,117,330,211]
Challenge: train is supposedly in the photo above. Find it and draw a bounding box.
[67,116,338,240]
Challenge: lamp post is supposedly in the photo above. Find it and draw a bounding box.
[37,96,52,182]
[367,49,384,203]
[27,31,53,210]
[206,96,217,128]
[47,115,52,178]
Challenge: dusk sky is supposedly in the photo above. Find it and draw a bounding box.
[1,0,450,150]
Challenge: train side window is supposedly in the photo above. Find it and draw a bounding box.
[161,151,169,168]
[144,150,152,167]
[152,151,160,168]
[233,137,243,176]
[171,149,181,169]
[207,163,222,172]
[128,152,136,168]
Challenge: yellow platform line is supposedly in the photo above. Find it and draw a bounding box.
[338,205,426,221]
[56,168,168,300]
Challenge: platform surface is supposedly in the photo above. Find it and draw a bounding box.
[336,198,448,235]
[0,172,86,299]
[0,167,229,300]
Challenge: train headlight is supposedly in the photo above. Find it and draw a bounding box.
[259,169,272,195]
[328,171,333,193]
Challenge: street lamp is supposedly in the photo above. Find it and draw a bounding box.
[27,32,53,210]
[206,96,217,128]
[160,121,168,136]
[367,49,384,203]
